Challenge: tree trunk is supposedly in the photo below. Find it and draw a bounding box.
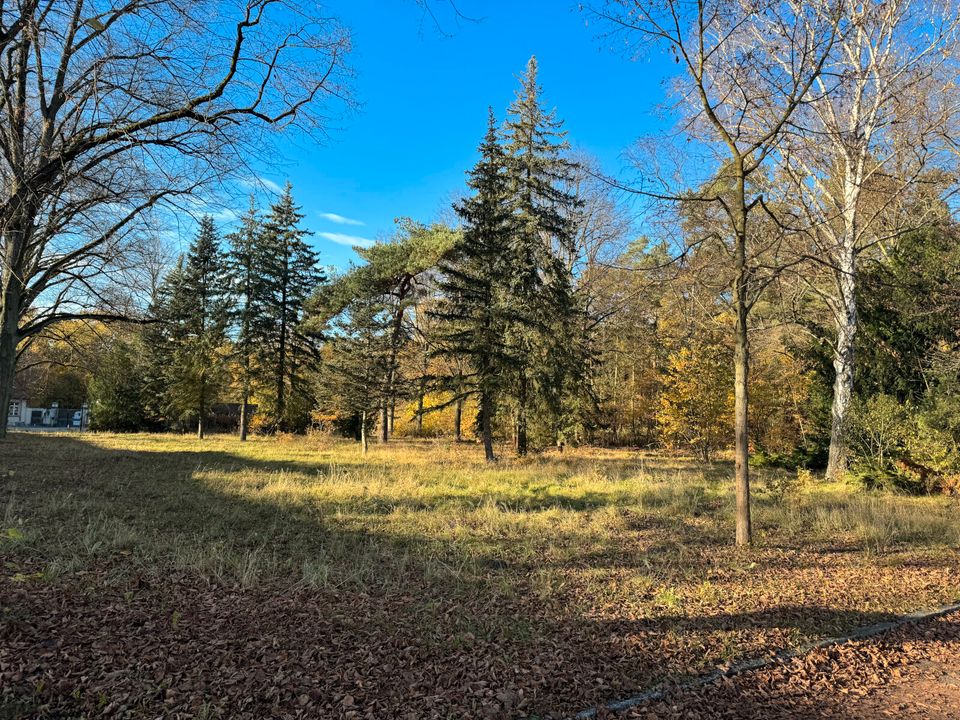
[276,266,288,433]
[734,280,752,546]
[480,391,495,462]
[380,284,409,444]
[826,243,857,480]
[239,390,249,441]
[239,260,253,443]
[516,374,528,456]
[380,399,389,443]
[733,169,752,547]
[416,387,424,434]
[361,409,368,454]
[0,323,16,440]
[454,397,463,442]
[197,380,205,439]
[0,263,21,440]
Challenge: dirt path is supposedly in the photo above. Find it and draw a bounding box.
[615,612,960,719]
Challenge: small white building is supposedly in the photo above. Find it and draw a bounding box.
[6,399,69,428]
[7,398,30,426]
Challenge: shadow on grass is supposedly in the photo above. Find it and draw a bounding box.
[1,432,953,586]
[1,433,957,719]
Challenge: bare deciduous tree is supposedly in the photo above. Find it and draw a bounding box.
[591,0,840,545]
[0,0,351,435]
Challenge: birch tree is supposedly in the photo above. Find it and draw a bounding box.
[780,0,960,479]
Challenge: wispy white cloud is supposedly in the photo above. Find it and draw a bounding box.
[240,176,283,194]
[318,232,375,249]
[319,212,365,227]
[208,208,238,223]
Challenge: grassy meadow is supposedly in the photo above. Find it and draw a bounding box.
[2,431,960,717]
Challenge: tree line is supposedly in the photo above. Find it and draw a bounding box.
[30,40,957,520]
[88,185,322,438]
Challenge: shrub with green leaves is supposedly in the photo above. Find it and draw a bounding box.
[849,393,960,493]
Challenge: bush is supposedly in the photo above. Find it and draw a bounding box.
[848,392,960,494]
[751,443,829,471]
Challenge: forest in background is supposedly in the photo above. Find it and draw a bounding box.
[17,52,960,499]
[4,0,960,551]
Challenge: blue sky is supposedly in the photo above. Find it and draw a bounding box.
[235,1,674,270]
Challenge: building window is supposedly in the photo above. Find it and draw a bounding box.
[8,400,21,417]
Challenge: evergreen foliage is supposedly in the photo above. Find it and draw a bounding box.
[312,218,459,442]
[164,216,232,437]
[88,339,147,432]
[315,296,394,451]
[502,56,585,454]
[226,198,265,440]
[140,260,184,428]
[255,184,325,432]
[434,109,515,461]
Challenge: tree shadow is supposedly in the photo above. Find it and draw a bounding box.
[1,433,957,720]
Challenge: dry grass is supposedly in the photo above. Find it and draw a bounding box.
[2,432,959,596]
[0,434,960,601]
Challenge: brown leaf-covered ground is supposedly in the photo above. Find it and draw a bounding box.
[4,562,960,719]
[618,612,960,720]
[2,433,959,718]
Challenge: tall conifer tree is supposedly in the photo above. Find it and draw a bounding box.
[140,258,184,428]
[165,216,232,438]
[435,109,514,461]
[226,197,263,440]
[503,56,583,455]
[257,183,325,432]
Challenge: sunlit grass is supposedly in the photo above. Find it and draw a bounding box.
[2,432,959,615]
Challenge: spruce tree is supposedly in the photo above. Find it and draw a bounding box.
[88,338,147,432]
[435,109,514,461]
[503,56,583,455]
[165,216,232,438]
[226,197,263,440]
[140,259,185,428]
[256,183,325,432]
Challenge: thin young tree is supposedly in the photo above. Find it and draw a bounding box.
[592,0,841,544]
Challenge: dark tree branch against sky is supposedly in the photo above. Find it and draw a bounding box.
[0,0,351,437]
